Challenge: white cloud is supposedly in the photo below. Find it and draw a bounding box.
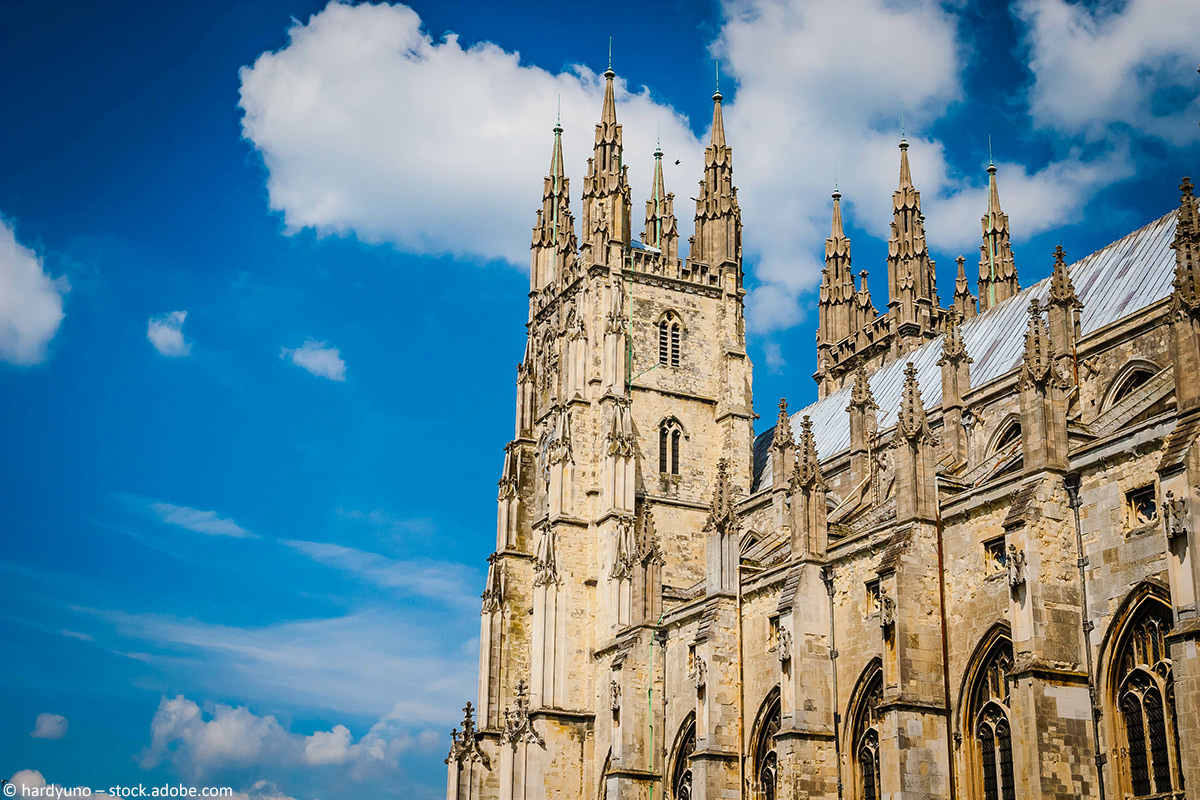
[1016,0,1200,146]
[152,502,255,538]
[147,310,192,356]
[281,339,346,381]
[283,540,478,606]
[0,214,67,365]
[6,770,110,797]
[30,712,68,739]
[238,1,702,267]
[140,695,429,782]
[239,0,1183,335]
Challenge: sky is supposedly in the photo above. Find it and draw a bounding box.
[0,0,1197,797]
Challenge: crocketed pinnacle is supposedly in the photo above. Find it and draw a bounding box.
[897,362,930,441]
[938,307,970,365]
[533,122,575,252]
[848,362,877,411]
[953,255,976,320]
[1048,245,1080,308]
[1171,177,1200,313]
[792,415,827,490]
[771,398,793,451]
[1020,299,1053,387]
[979,162,1020,311]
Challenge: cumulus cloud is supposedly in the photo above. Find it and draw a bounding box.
[0,214,67,365]
[140,695,429,783]
[152,502,255,538]
[240,0,1184,334]
[238,1,702,267]
[281,339,346,381]
[1016,0,1200,146]
[30,712,68,739]
[6,770,111,797]
[147,310,192,356]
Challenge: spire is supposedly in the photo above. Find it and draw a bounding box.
[641,143,678,259]
[886,137,939,349]
[819,190,856,346]
[581,64,631,258]
[710,84,726,149]
[978,162,1020,311]
[693,76,740,271]
[953,255,977,321]
[898,136,912,188]
[531,120,577,290]
[601,65,617,127]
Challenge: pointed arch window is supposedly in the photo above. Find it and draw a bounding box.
[1110,597,1181,798]
[965,632,1015,800]
[659,418,683,476]
[750,689,780,800]
[659,312,682,368]
[670,715,695,800]
[850,663,883,800]
[992,419,1021,454]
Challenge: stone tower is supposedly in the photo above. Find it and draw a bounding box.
[447,68,755,800]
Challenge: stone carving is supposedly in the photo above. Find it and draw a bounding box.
[1164,491,1188,542]
[611,515,637,579]
[1007,544,1027,589]
[501,681,545,749]
[690,656,707,690]
[480,554,505,614]
[777,629,792,664]
[533,523,558,587]
[445,702,491,769]
[879,593,895,637]
[610,679,621,712]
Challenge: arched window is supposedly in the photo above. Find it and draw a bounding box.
[849,662,883,800]
[964,630,1015,800]
[1109,595,1180,798]
[1103,362,1160,411]
[659,418,683,475]
[991,418,1021,454]
[750,689,780,800]
[658,313,682,368]
[670,715,695,800]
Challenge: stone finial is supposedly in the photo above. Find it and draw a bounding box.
[501,680,545,748]
[1019,299,1054,388]
[1171,177,1200,314]
[897,362,932,442]
[937,307,971,366]
[1048,245,1081,307]
[636,504,663,564]
[771,398,794,451]
[856,270,877,319]
[954,255,977,320]
[791,415,827,490]
[848,363,877,412]
[447,702,491,768]
[704,458,739,535]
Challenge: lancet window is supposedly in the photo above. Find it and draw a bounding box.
[850,663,883,800]
[965,632,1015,800]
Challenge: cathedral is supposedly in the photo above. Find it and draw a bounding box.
[442,66,1200,800]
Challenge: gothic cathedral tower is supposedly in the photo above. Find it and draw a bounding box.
[446,70,755,799]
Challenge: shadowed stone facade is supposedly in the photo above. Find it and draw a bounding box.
[444,69,1200,800]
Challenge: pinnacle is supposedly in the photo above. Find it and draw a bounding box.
[710,91,726,149]
[898,138,912,188]
[831,190,845,239]
[600,68,617,127]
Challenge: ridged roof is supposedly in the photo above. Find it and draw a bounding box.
[753,209,1179,492]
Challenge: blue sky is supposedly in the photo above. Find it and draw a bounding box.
[0,1,1196,797]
